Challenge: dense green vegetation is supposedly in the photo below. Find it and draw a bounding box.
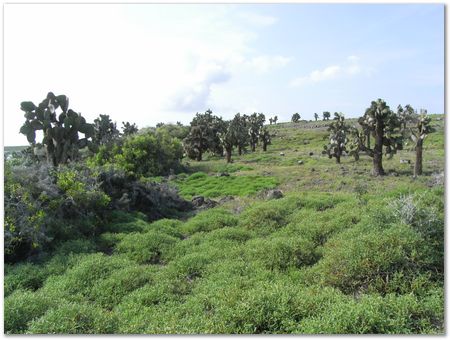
[4,93,444,334]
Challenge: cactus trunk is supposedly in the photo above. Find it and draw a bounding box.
[225,147,232,163]
[372,120,385,176]
[414,139,423,177]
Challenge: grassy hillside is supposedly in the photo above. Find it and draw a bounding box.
[4,115,444,334]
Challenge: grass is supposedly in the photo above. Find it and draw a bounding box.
[4,114,444,334]
[173,171,278,199]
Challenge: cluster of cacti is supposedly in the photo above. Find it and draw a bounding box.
[322,113,350,163]
[19,92,95,166]
[322,99,435,177]
[291,113,300,123]
[268,116,278,125]
[183,110,270,163]
[323,111,331,120]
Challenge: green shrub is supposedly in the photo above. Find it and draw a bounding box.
[88,265,157,309]
[5,263,48,297]
[103,218,151,234]
[95,232,127,253]
[100,131,183,177]
[310,224,426,294]
[143,218,184,238]
[180,208,238,235]
[245,236,317,271]
[27,302,118,334]
[298,291,444,334]
[238,196,301,234]
[115,231,179,264]
[52,238,97,256]
[5,289,60,334]
[40,253,134,301]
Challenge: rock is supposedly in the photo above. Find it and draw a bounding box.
[217,172,230,177]
[428,172,444,187]
[280,152,285,156]
[218,195,234,204]
[309,152,314,156]
[400,159,411,164]
[266,189,283,200]
[191,196,218,209]
[298,160,304,165]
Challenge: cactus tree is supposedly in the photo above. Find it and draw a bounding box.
[218,121,236,163]
[19,92,95,166]
[357,99,403,176]
[322,113,350,163]
[314,113,319,121]
[259,126,271,151]
[247,113,265,152]
[323,111,331,121]
[291,113,300,123]
[409,113,435,177]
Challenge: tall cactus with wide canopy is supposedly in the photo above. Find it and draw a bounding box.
[409,113,435,177]
[397,104,415,131]
[218,121,236,163]
[322,112,350,163]
[357,99,403,176]
[19,92,95,166]
[232,113,249,155]
[247,112,265,152]
[259,126,271,151]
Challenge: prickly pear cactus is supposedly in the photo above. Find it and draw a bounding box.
[20,92,95,166]
[322,112,350,163]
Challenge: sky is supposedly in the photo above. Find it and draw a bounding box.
[4,3,444,146]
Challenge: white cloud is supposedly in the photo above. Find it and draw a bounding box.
[290,55,370,87]
[347,55,360,63]
[290,65,341,86]
[237,12,278,26]
[247,55,292,73]
[166,62,231,112]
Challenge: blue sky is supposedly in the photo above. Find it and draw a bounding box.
[5,4,444,145]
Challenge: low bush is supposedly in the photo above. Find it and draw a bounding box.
[5,289,60,334]
[180,208,238,235]
[88,265,157,309]
[115,231,179,264]
[40,253,134,301]
[309,223,427,294]
[5,263,48,297]
[142,218,184,238]
[27,302,118,334]
[244,236,318,271]
[298,290,444,334]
